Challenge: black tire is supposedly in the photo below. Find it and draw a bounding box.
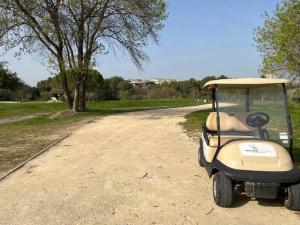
[284,183,300,211]
[198,140,205,167]
[213,172,234,207]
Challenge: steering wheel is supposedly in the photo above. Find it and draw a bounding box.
[246,112,270,128]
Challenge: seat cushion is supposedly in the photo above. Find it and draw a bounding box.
[206,112,256,132]
[209,135,254,147]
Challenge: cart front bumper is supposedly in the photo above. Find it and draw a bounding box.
[214,160,300,184]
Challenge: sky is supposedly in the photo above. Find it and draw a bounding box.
[1,0,281,86]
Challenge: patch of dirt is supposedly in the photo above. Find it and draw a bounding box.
[48,110,76,119]
[0,114,47,124]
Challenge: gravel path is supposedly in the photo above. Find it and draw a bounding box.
[0,105,299,225]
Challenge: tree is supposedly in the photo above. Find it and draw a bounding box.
[0,63,24,90]
[58,0,167,111]
[0,63,39,101]
[254,0,300,81]
[85,70,104,101]
[102,76,125,100]
[0,0,167,111]
[0,0,73,108]
[37,69,104,101]
[218,75,228,80]
[117,80,134,100]
[36,80,52,93]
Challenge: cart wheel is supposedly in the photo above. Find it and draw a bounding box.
[284,183,300,211]
[213,172,233,207]
[198,140,205,167]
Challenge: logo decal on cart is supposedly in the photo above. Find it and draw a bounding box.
[239,143,277,157]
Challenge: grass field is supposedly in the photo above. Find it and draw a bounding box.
[181,103,300,166]
[0,98,200,176]
[0,99,200,119]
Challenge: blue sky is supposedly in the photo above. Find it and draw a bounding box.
[1,0,281,86]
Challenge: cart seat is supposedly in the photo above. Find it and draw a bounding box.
[209,136,238,147]
[206,112,255,132]
[208,135,254,147]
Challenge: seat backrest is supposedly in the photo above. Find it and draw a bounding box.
[206,112,255,132]
[206,112,230,131]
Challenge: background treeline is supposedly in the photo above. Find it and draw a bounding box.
[36,72,229,101]
[2,63,300,102]
[0,63,39,101]
[0,63,229,101]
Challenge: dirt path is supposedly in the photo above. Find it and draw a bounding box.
[0,113,47,124]
[0,105,299,225]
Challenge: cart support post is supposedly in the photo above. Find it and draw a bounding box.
[282,84,294,161]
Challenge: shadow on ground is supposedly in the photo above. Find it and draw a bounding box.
[231,183,286,209]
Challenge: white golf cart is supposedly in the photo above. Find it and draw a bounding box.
[199,78,300,210]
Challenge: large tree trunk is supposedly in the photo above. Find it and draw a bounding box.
[73,82,80,112]
[58,58,73,109]
[79,80,86,111]
[61,71,73,109]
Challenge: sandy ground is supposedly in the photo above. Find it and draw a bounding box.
[0,105,299,225]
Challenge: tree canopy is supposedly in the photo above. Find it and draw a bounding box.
[37,69,104,101]
[0,63,24,91]
[0,0,167,111]
[0,63,39,101]
[254,0,300,81]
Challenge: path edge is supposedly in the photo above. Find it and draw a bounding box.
[0,119,95,183]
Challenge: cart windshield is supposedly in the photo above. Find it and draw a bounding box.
[216,84,290,147]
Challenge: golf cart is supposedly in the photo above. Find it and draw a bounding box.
[198,78,300,210]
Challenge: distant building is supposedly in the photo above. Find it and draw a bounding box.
[128,78,178,88]
[149,78,177,85]
[128,79,143,87]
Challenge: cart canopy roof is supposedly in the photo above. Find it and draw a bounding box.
[203,78,290,90]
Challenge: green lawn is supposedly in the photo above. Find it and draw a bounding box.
[0,98,199,119]
[0,98,200,176]
[181,103,300,166]
[0,101,65,119]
